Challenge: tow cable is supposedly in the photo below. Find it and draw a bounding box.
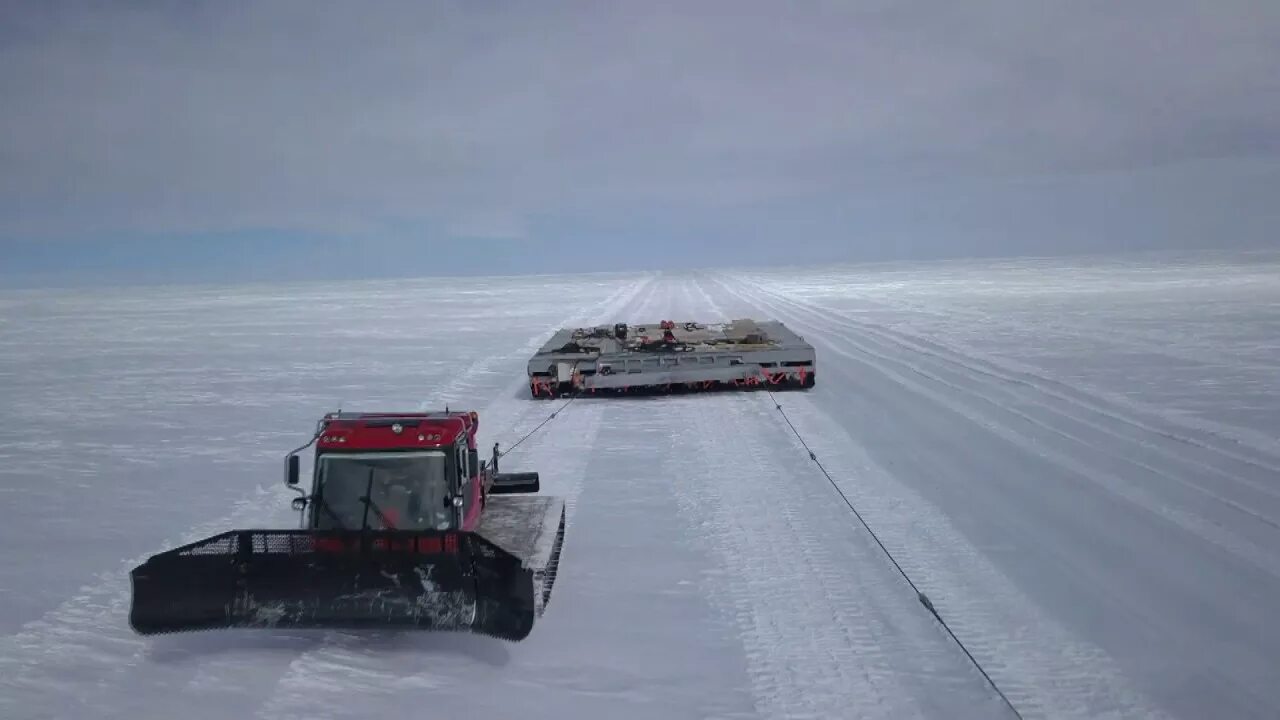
[765,388,1024,720]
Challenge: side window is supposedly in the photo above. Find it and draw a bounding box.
[454,442,473,519]
[456,444,469,484]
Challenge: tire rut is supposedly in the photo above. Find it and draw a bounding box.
[712,275,1280,582]
[668,390,1006,720]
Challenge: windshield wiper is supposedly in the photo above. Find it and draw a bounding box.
[358,468,396,530]
[313,493,346,529]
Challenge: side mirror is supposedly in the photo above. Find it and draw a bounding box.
[291,497,308,511]
[286,454,300,486]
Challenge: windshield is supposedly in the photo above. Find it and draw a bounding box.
[313,451,453,531]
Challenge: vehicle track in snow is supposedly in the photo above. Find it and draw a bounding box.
[674,391,1013,719]
[709,271,1280,719]
[0,275,655,720]
[435,275,759,719]
[715,275,1280,579]
[734,274,1280,485]
[638,275,1007,719]
[735,264,1278,384]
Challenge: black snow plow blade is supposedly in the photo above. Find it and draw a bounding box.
[129,529,542,642]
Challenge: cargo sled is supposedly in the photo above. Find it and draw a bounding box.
[528,318,816,398]
[128,411,566,642]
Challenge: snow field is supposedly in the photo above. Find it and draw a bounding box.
[2,253,1278,719]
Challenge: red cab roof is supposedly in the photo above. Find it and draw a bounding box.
[316,410,477,451]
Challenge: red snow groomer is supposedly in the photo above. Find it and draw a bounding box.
[128,410,566,642]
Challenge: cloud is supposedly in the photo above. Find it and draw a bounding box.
[0,0,1277,260]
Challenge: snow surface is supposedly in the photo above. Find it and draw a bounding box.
[2,252,1279,719]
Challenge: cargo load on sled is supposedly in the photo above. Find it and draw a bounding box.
[128,410,565,642]
[527,318,816,398]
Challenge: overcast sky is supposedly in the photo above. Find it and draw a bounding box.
[2,0,1278,286]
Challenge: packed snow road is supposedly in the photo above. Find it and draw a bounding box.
[1,253,1278,719]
